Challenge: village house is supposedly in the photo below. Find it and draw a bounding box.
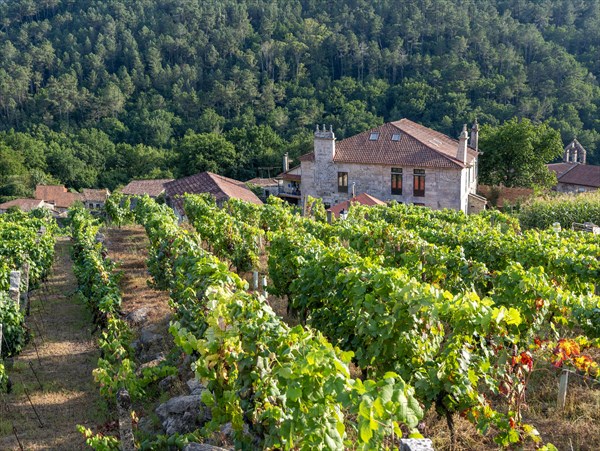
[34,185,82,213]
[0,198,53,214]
[82,188,110,210]
[276,153,302,205]
[547,140,600,193]
[327,192,386,219]
[121,178,174,208]
[298,119,485,213]
[245,177,279,201]
[164,171,262,219]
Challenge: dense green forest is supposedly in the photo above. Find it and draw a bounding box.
[1,0,599,200]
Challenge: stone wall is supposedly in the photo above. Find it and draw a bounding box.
[302,161,471,211]
[556,182,597,194]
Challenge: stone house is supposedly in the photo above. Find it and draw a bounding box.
[299,119,485,213]
[245,177,279,201]
[0,198,53,214]
[164,171,262,220]
[547,140,599,193]
[34,185,82,213]
[82,188,110,210]
[121,178,174,208]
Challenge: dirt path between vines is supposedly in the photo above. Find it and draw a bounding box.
[103,225,172,332]
[0,236,103,450]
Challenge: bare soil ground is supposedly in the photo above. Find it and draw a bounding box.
[0,237,104,450]
[102,225,181,434]
[103,225,172,331]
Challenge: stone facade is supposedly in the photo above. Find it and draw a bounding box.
[300,121,480,213]
[556,182,597,193]
[302,160,475,211]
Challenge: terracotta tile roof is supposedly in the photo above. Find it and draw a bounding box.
[281,174,301,182]
[35,184,65,199]
[555,164,600,188]
[0,198,46,211]
[548,163,577,178]
[165,172,263,212]
[328,193,386,218]
[246,177,278,187]
[277,166,302,181]
[34,185,82,208]
[299,119,477,168]
[121,179,174,197]
[82,188,110,202]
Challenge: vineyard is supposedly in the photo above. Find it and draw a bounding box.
[175,194,599,449]
[0,210,56,392]
[2,196,598,450]
[93,194,599,449]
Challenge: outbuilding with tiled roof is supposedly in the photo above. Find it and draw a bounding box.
[34,185,82,211]
[82,188,110,210]
[547,140,599,193]
[327,193,386,218]
[0,198,51,213]
[121,179,174,198]
[165,172,262,219]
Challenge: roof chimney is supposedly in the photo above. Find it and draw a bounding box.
[457,124,469,164]
[283,153,289,172]
[470,119,479,151]
[314,124,336,162]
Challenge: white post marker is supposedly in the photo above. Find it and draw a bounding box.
[253,271,259,290]
[21,261,30,313]
[262,275,268,298]
[558,369,569,411]
[9,271,21,306]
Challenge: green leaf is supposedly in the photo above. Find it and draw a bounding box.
[287,386,302,402]
[201,390,214,407]
[505,308,522,326]
[359,421,373,442]
[372,397,384,417]
[380,384,393,404]
[358,399,371,418]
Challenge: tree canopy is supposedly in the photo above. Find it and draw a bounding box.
[479,118,564,188]
[0,0,599,200]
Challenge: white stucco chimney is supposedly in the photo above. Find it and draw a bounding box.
[457,124,469,164]
[314,124,336,162]
[470,119,479,151]
[283,153,289,172]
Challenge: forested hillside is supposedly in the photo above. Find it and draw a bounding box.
[1,0,599,199]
